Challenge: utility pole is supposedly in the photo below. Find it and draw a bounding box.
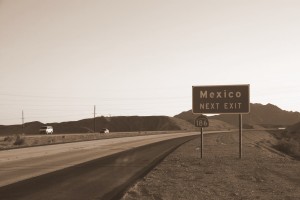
[22,110,24,134]
[94,105,96,133]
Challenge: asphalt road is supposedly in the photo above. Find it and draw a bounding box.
[0,132,204,187]
[0,134,199,200]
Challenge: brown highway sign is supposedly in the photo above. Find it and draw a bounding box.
[192,84,250,114]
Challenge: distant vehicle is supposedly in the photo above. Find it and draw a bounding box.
[100,128,109,134]
[39,126,53,134]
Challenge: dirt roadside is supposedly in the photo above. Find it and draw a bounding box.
[122,131,300,200]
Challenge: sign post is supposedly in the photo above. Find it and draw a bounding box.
[195,115,209,159]
[192,85,250,159]
[239,114,242,159]
[201,127,203,158]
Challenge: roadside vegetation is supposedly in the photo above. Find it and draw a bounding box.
[275,138,300,159]
[3,134,25,146]
[268,129,300,160]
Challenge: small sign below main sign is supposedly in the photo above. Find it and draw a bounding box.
[192,84,250,114]
[195,115,209,127]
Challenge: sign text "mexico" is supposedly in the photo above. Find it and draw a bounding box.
[192,85,250,114]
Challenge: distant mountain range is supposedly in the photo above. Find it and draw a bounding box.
[0,115,234,136]
[1,103,299,135]
[174,103,300,128]
[0,116,194,136]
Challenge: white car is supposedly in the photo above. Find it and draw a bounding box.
[39,126,53,134]
[100,128,109,134]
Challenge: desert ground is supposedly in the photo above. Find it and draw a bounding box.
[122,130,300,200]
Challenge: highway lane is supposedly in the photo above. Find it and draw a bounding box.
[0,131,203,187]
[0,134,200,200]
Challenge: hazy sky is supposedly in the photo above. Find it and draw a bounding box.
[1,0,300,125]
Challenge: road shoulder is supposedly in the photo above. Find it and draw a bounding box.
[122,131,300,200]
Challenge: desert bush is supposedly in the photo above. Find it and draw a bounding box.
[13,134,25,145]
[243,124,254,129]
[275,138,300,159]
[4,135,15,142]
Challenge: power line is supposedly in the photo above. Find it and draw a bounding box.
[0,93,190,101]
[0,104,93,107]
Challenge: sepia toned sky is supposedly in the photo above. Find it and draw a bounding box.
[1,0,300,125]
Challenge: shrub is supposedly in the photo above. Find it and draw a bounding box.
[275,138,300,159]
[4,136,14,142]
[13,134,25,145]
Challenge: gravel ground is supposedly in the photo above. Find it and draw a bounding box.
[122,130,300,200]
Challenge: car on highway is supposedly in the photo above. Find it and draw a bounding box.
[100,128,109,134]
[39,126,53,134]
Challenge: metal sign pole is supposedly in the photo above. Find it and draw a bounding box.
[201,127,203,159]
[239,114,242,159]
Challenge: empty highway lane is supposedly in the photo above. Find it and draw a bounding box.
[0,132,203,200]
